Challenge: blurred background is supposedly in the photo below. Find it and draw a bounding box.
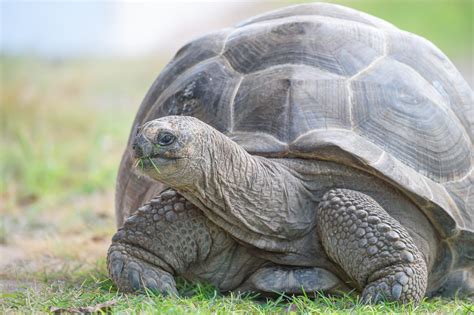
[0,0,472,288]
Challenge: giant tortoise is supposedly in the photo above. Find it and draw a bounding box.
[107,3,473,303]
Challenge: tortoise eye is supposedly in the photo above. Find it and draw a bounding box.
[156,132,176,146]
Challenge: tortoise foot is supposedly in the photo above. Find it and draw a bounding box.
[108,244,177,295]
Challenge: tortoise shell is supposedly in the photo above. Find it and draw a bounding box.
[118,3,473,244]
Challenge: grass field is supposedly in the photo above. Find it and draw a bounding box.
[1,1,473,312]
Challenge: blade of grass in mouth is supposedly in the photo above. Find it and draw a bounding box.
[148,157,160,174]
[134,158,145,170]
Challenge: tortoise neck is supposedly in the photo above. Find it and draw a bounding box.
[179,130,315,241]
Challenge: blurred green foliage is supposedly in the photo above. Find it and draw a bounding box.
[0,56,163,206]
[292,0,473,58]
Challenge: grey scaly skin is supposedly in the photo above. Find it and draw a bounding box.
[107,116,433,303]
[108,188,266,294]
[317,189,427,303]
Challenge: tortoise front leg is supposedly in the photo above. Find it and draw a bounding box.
[107,189,264,295]
[317,188,428,304]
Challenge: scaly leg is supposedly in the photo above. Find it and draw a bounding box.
[107,189,264,295]
[317,188,427,304]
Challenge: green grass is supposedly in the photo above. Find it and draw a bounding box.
[3,285,473,314]
[1,262,473,314]
[149,157,161,175]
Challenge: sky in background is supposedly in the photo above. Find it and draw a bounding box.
[1,0,472,85]
[0,0,277,57]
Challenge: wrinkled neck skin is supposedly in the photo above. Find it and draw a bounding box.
[167,129,317,244]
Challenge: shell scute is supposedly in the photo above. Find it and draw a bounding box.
[145,58,240,133]
[238,3,397,31]
[223,16,385,76]
[133,29,231,126]
[385,30,474,141]
[350,58,472,182]
[233,64,349,142]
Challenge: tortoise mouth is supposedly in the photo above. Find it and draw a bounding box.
[135,152,181,161]
[148,153,181,160]
[133,155,184,171]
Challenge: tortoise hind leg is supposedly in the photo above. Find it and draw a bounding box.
[317,188,428,304]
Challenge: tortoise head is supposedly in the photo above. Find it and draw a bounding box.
[132,116,211,187]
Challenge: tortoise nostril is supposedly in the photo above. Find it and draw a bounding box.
[133,145,143,158]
